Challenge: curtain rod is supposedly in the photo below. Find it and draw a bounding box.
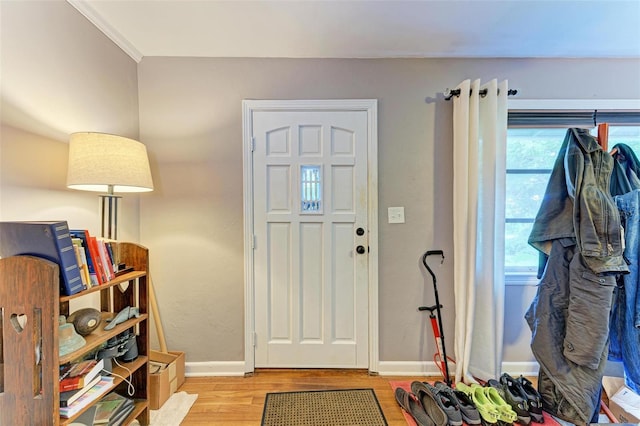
[444,88,518,101]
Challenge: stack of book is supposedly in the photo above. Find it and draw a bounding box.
[69,229,119,287]
[71,392,135,426]
[59,377,114,419]
[59,358,110,418]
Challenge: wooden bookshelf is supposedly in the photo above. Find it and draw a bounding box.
[0,242,150,426]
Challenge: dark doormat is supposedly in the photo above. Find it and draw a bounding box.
[261,388,388,426]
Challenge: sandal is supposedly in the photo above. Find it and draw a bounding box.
[411,381,448,426]
[395,387,436,426]
[455,382,499,425]
[497,374,532,425]
[515,376,544,423]
[483,385,518,423]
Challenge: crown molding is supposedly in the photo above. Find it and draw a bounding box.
[67,0,143,63]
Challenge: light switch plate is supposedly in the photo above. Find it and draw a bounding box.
[388,207,405,224]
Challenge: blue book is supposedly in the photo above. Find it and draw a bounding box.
[0,221,85,295]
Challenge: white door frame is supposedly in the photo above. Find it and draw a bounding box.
[242,99,379,373]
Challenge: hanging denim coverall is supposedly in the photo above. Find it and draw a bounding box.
[526,128,628,425]
[609,179,640,393]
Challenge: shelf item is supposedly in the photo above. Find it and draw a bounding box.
[59,377,114,417]
[60,374,103,407]
[0,242,150,426]
[60,359,104,392]
[0,221,85,295]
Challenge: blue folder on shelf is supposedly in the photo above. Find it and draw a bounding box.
[0,220,85,296]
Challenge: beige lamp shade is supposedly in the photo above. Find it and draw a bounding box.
[67,132,154,193]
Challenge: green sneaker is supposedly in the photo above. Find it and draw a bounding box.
[455,382,499,425]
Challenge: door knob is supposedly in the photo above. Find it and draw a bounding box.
[356,245,366,254]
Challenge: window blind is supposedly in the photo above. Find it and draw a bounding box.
[508,110,640,128]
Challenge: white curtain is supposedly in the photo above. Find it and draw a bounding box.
[452,79,508,383]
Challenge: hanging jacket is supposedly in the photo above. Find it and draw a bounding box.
[610,143,640,196]
[529,128,628,276]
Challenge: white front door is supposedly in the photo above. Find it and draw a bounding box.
[243,100,378,369]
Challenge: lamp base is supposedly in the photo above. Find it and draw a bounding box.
[99,194,121,240]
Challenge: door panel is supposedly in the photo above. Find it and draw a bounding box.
[252,109,369,368]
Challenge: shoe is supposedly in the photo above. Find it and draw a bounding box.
[434,381,481,425]
[497,374,532,425]
[515,376,544,423]
[425,382,463,426]
[395,387,436,426]
[455,382,499,425]
[482,384,518,424]
[411,381,449,426]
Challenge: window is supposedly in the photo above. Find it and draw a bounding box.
[504,100,640,285]
[300,165,322,213]
[505,128,565,275]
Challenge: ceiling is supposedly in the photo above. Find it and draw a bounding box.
[68,0,640,63]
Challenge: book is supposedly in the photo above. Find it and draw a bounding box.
[69,230,101,286]
[102,239,117,271]
[93,392,129,424]
[77,242,92,287]
[70,404,98,426]
[96,239,114,281]
[59,374,102,407]
[59,359,99,382]
[0,220,85,295]
[59,377,114,418]
[89,235,108,284]
[108,399,135,426]
[71,239,90,288]
[59,358,104,392]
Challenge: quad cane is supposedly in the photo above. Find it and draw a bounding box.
[418,250,453,386]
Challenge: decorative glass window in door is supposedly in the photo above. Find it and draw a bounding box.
[301,165,322,213]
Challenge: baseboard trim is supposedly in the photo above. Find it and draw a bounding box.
[376,361,442,376]
[184,360,540,378]
[376,361,539,377]
[186,361,246,377]
[501,361,539,376]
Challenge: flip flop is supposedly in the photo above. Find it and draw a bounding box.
[395,387,436,426]
[411,381,448,426]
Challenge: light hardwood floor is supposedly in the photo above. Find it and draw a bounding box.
[177,369,440,425]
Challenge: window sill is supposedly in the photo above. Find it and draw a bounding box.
[505,272,539,287]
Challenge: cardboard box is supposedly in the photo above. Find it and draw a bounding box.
[149,350,185,410]
[602,376,640,424]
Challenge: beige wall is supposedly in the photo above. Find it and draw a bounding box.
[1,1,140,239]
[137,57,640,367]
[3,0,640,373]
